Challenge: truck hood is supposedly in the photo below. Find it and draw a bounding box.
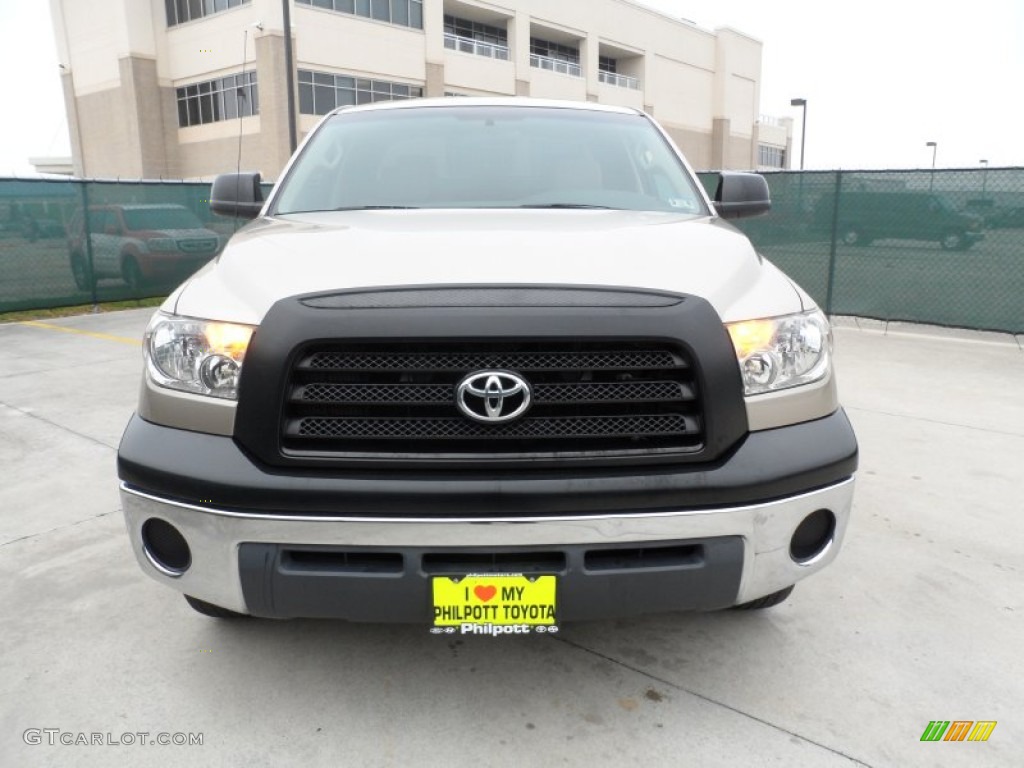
[171,210,804,325]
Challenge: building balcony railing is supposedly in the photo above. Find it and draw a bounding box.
[444,33,510,61]
[598,70,640,90]
[529,53,582,78]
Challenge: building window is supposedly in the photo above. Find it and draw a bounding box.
[531,38,580,65]
[597,55,640,89]
[758,144,786,169]
[296,0,423,30]
[298,70,423,115]
[176,71,258,127]
[165,0,250,27]
[530,37,581,77]
[443,15,509,60]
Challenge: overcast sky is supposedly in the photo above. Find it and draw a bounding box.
[1,0,1022,175]
[639,0,1024,170]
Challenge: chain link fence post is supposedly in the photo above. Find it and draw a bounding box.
[77,180,99,307]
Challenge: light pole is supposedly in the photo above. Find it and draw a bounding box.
[980,159,989,197]
[926,141,937,190]
[790,98,807,170]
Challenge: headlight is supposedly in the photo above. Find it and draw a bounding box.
[146,237,177,252]
[144,313,255,400]
[726,309,831,395]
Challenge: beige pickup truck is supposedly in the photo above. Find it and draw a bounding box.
[117,98,857,630]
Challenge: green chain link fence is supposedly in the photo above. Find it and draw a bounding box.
[701,168,1024,333]
[2,171,1022,332]
[0,178,239,312]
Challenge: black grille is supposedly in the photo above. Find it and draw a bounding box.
[177,237,218,254]
[281,341,704,459]
[291,380,692,405]
[297,383,452,404]
[306,349,679,371]
[293,414,696,439]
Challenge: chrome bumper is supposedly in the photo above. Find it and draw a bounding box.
[121,477,855,616]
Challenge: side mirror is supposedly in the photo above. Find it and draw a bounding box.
[210,172,264,219]
[713,172,771,219]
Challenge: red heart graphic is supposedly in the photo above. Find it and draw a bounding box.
[474,585,497,602]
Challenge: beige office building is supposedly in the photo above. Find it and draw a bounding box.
[50,0,792,180]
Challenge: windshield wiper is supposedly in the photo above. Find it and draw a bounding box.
[333,205,421,211]
[517,203,619,210]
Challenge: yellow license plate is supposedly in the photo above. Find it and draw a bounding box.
[432,574,557,627]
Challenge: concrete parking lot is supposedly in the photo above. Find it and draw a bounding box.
[1,309,1021,767]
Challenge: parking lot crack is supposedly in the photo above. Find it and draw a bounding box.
[844,405,1024,439]
[0,400,117,451]
[552,636,875,767]
[0,355,132,381]
[0,510,115,550]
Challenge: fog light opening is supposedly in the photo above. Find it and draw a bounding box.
[790,509,836,565]
[141,518,191,576]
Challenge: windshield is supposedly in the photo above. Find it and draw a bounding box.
[122,207,204,231]
[272,105,708,215]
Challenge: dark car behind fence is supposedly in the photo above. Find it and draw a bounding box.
[1,170,1022,333]
[706,168,1023,333]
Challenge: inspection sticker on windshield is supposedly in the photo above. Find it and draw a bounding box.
[432,575,557,634]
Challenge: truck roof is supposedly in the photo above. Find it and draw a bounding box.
[327,96,643,120]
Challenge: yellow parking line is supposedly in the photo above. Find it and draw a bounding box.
[19,320,142,346]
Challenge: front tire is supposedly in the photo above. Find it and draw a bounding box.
[732,585,794,610]
[840,227,869,247]
[70,254,95,291]
[184,595,249,619]
[939,231,966,250]
[122,255,144,291]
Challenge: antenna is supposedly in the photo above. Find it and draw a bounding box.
[233,27,252,231]
[236,21,266,179]
[228,21,263,230]
[236,29,249,180]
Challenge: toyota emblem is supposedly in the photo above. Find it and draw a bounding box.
[455,371,532,424]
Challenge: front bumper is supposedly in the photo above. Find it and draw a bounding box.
[118,410,857,620]
[121,479,854,619]
[137,253,214,280]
